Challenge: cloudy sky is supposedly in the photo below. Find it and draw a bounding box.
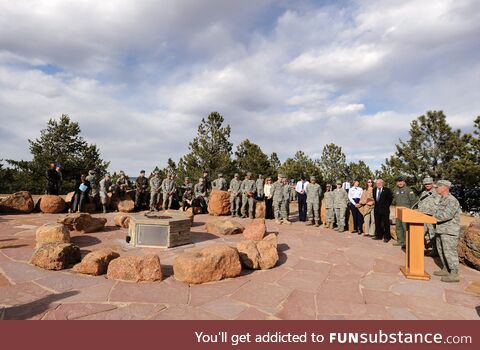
[1,0,479,175]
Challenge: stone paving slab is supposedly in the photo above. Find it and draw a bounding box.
[0,212,479,320]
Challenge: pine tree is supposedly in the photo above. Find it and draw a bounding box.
[319,143,347,184]
[235,139,274,177]
[345,161,374,184]
[269,152,281,175]
[279,151,323,182]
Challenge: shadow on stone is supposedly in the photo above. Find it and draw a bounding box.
[190,230,221,244]
[277,251,288,267]
[0,244,30,250]
[476,306,480,317]
[278,243,290,252]
[161,264,174,278]
[0,238,18,242]
[102,225,121,233]
[71,235,102,248]
[4,290,79,320]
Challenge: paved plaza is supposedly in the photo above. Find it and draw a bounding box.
[0,212,479,320]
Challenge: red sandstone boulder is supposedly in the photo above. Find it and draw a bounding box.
[255,201,266,219]
[39,195,66,214]
[207,190,231,216]
[57,213,107,233]
[205,218,245,235]
[106,254,162,282]
[459,219,480,270]
[30,243,81,270]
[242,218,266,241]
[65,192,75,206]
[116,199,135,213]
[73,249,120,276]
[114,214,132,228]
[0,191,34,214]
[35,223,70,248]
[237,233,278,270]
[173,244,241,284]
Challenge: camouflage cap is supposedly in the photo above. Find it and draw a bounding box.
[119,171,125,176]
[336,180,342,185]
[218,173,223,177]
[105,173,111,177]
[246,172,252,176]
[310,176,316,181]
[278,174,285,178]
[326,184,332,188]
[234,173,239,177]
[154,170,160,175]
[395,176,405,182]
[422,177,434,185]
[436,180,452,188]
[184,176,189,180]
[199,178,204,182]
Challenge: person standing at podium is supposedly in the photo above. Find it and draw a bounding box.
[372,179,393,242]
[392,176,417,248]
[432,180,461,283]
[417,177,439,255]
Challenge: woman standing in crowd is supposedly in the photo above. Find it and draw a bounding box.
[72,173,91,213]
[349,179,364,234]
[359,179,375,237]
[264,177,274,219]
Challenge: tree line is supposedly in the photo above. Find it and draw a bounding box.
[1,111,478,210]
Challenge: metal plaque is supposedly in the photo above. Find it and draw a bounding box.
[136,224,169,247]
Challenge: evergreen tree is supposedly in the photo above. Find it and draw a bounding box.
[235,139,274,177]
[269,152,281,175]
[279,151,322,182]
[345,161,374,184]
[319,143,347,184]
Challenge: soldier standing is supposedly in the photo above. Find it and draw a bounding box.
[256,175,264,199]
[194,178,208,212]
[333,180,349,232]
[115,171,130,199]
[45,162,61,195]
[324,184,335,228]
[417,177,439,254]
[306,176,322,227]
[202,170,212,196]
[149,171,161,211]
[432,180,461,283]
[229,173,242,217]
[135,170,148,211]
[99,173,112,213]
[212,173,228,191]
[241,172,256,219]
[392,176,417,248]
[282,177,292,220]
[162,173,177,210]
[86,170,99,200]
[271,174,290,225]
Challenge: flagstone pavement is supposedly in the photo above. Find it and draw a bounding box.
[0,212,479,320]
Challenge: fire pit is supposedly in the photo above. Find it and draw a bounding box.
[127,212,192,248]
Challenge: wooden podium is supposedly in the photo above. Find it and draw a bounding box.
[396,207,437,281]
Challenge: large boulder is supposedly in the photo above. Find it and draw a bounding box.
[242,218,266,241]
[39,195,66,214]
[35,223,70,248]
[459,219,480,270]
[57,213,107,233]
[30,243,81,270]
[207,190,231,216]
[0,191,34,214]
[255,200,266,219]
[73,249,120,276]
[205,218,245,235]
[116,199,135,213]
[173,244,241,284]
[65,192,75,206]
[237,233,278,270]
[114,214,132,228]
[106,254,162,282]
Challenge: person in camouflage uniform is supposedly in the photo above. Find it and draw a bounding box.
[256,175,264,199]
[333,180,349,232]
[392,176,417,247]
[115,171,130,199]
[229,173,242,217]
[149,171,162,211]
[271,174,290,224]
[432,180,461,283]
[417,177,439,254]
[282,177,293,219]
[162,173,177,210]
[182,183,194,211]
[194,178,208,212]
[241,172,256,219]
[135,170,149,211]
[323,184,335,228]
[99,173,112,213]
[212,173,228,191]
[86,170,99,199]
[306,176,322,227]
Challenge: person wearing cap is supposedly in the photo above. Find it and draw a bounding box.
[162,172,177,210]
[295,175,309,222]
[282,177,294,219]
[432,180,461,282]
[212,173,228,191]
[271,174,290,224]
[417,177,440,254]
[134,170,149,211]
[202,170,212,197]
[264,177,274,219]
[256,175,265,200]
[86,170,99,199]
[372,178,393,242]
[333,180,349,232]
[194,177,208,212]
[149,171,162,211]
[229,173,242,217]
[181,177,194,211]
[305,176,322,227]
[323,184,335,229]
[99,173,112,213]
[241,172,257,219]
[348,179,364,234]
[358,179,375,237]
[179,177,193,199]
[392,176,417,248]
[115,170,130,198]
[45,162,61,195]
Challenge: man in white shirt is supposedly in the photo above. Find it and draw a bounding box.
[343,181,351,191]
[295,176,309,222]
[348,179,364,234]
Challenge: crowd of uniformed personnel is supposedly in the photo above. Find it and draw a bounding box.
[49,164,462,283]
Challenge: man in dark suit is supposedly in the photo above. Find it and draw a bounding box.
[372,178,393,242]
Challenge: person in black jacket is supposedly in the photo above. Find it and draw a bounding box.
[72,173,91,213]
[45,162,61,195]
[372,178,393,242]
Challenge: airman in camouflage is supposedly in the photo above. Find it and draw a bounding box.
[229,173,242,217]
[241,172,256,219]
[282,177,293,219]
[324,184,335,228]
[162,173,177,210]
[417,177,440,253]
[194,178,208,212]
[115,171,130,198]
[306,176,322,227]
[333,180,349,232]
[149,171,162,211]
[99,173,112,213]
[135,170,149,211]
[256,175,264,199]
[271,174,290,224]
[212,173,228,191]
[86,170,99,198]
[432,180,461,283]
[392,176,417,247]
